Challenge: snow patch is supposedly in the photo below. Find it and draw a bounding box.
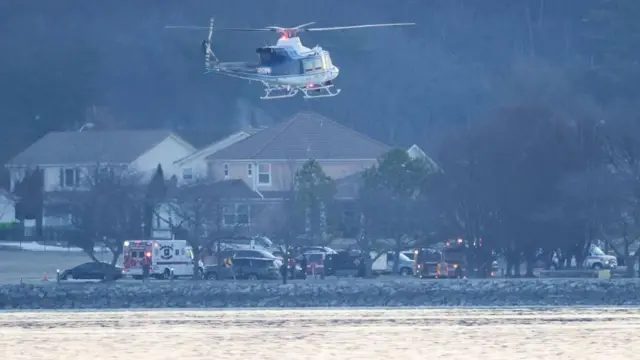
[0,241,112,254]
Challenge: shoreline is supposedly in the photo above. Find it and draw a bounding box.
[3,304,640,314]
[2,278,640,310]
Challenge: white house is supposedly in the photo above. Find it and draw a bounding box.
[4,129,196,228]
[172,128,262,186]
[0,189,16,226]
[5,129,196,192]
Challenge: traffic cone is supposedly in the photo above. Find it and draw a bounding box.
[42,272,48,281]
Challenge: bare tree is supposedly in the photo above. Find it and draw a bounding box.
[157,179,253,279]
[68,165,145,265]
[158,181,214,279]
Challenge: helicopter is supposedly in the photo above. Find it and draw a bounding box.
[165,19,415,100]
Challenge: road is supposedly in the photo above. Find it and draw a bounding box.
[1,249,636,286]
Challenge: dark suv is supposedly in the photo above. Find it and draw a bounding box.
[204,257,281,280]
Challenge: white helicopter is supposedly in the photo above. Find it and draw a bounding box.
[165,19,415,100]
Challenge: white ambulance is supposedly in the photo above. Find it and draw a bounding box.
[123,239,201,279]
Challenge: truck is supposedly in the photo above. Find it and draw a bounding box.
[123,239,201,279]
[413,245,466,278]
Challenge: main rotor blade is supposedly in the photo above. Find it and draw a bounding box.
[293,22,316,30]
[303,23,416,32]
[165,25,276,32]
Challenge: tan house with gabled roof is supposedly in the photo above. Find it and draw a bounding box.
[205,111,391,193]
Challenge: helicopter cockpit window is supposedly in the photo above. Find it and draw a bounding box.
[257,48,287,66]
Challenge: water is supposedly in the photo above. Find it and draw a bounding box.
[1,307,639,359]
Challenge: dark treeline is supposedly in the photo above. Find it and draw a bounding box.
[2,0,639,160]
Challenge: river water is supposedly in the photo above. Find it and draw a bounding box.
[1,307,638,360]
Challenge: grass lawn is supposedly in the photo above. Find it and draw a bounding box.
[0,250,118,284]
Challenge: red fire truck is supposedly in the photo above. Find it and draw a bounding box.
[413,239,468,278]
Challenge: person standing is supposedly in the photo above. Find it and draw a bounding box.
[299,255,308,280]
[142,252,150,282]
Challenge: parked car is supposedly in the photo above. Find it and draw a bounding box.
[297,246,338,255]
[324,250,368,277]
[215,249,283,267]
[204,257,281,280]
[59,262,124,281]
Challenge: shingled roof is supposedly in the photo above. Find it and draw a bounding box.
[207,111,390,161]
[6,130,193,166]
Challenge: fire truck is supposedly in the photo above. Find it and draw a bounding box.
[413,239,468,278]
[123,239,201,279]
[414,238,498,278]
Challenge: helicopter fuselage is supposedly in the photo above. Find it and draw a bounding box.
[208,37,340,88]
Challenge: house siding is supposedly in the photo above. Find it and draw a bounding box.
[208,159,377,191]
[130,136,194,180]
[175,132,253,186]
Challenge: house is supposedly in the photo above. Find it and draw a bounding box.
[5,129,196,230]
[206,111,392,193]
[172,128,263,186]
[152,179,271,238]
[5,129,196,192]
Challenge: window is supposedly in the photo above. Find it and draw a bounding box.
[303,59,314,73]
[233,258,250,266]
[182,168,193,181]
[313,57,323,70]
[247,163,253,177]
[175,249,180,256]
[60,168,80,188]
[257,163,271,185]
[236,204,249,225]
[235,250,255,258]
[222,204,251,226]
[223,164,229,178]
[323,52,333,68]
[98,166,110,177]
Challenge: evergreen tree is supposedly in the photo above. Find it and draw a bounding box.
[294,159,336,244]
[143,164,166,238]
[13,167,44,237]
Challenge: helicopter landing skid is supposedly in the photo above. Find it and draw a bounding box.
[260,85,299,100]
[300,84,341,99]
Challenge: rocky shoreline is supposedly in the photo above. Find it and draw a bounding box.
[1,278,640,310]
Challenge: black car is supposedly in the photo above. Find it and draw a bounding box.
[60,262,124,281]
[324,250,368,277]
[204,257,281,280]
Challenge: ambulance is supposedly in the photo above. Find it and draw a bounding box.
[123,239,201,279]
